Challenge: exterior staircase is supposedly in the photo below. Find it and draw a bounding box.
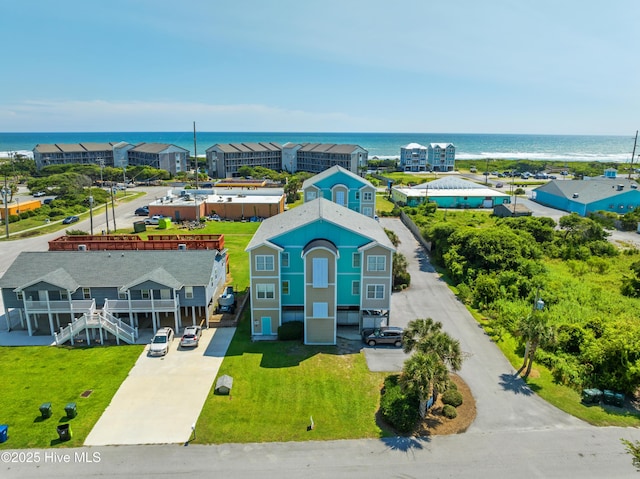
[54,310,138,345]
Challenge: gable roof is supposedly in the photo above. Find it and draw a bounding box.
[0,250,219,290]
[301,165,373,190]
[246,197,394,251]
[130,143,189,154]
[533,179,640,204]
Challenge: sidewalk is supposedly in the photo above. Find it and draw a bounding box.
[84,326,235,446]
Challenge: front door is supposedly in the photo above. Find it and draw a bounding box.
[261,316,272,335]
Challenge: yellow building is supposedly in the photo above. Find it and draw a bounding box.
[0,199,42,219]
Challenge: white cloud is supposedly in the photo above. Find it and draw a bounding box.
[0,99,386,132]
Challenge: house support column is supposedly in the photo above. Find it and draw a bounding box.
[4,308,11,331]
[191,306,196,325]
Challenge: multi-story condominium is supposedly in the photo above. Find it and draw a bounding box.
[127,143,188,176]
[246,197,395,345]
[206,142,282,179]
[428,143,456,172]
[400,143,428,172]
[33,143,121,170]
[301,165,377,218]
[208,142,369,178]
[33,142,186,174]
[285,143,368,175]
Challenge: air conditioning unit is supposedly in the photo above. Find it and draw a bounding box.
[78,244,87,251]
[178,243,187,250]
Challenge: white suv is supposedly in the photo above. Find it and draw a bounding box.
[149,327,174,356]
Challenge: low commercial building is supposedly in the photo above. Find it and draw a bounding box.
[532,178,640,216]
[392,176,510,208]
[0,199,42,219]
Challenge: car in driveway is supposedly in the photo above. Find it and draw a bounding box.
[180,326,202,348]
[135,206,149,216]
[149,327,174,356]
[62,215,79,224]
[362,326,404,347]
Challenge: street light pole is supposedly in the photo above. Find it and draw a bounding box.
[2,175,9,239]
[99,158,109,234]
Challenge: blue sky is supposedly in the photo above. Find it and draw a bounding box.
[1,0,638,134]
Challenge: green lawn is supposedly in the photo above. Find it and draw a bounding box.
[144,221,259,291]
[0,345,143,449]
[195,315,391,443]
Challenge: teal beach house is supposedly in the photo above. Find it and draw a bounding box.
[302,165,377,218]
[246,198,394,345]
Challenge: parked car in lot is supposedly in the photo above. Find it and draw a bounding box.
[62,215,79,224]
[135,206,149,216]
[144,215,168,225]
[362,326,404,347]
[33,191,46,197]
[149,327,174,356]
[180,326,202,348]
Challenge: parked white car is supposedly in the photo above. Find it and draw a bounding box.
[149,327,174,356]
[144,215,167,225]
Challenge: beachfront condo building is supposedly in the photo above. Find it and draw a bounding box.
[33,142,188,175]
[207,142,368,178]
[400,142,428,171]
[206,142,282,178]
[428,143,456,172]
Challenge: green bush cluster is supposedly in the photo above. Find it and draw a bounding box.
[442,405,458,419]
[380,375,419,433]
[277,321,303,341]
[442,388,463,407]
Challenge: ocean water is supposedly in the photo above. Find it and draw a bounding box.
[0,131,637,163]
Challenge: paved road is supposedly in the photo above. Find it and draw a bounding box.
[373,218,585,433]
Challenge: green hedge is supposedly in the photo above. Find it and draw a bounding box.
[379,375,419,433]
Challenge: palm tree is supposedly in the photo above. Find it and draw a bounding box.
[402,318,463,372]
[516,310,552,379]
[400,352,450,418]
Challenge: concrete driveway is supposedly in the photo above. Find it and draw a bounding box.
[372,217,586,433]
[84,326,235,446]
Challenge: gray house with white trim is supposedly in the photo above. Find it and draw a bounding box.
[0,250,226,344]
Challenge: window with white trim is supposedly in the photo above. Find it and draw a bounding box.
[352,281,360,296]
[282,281,290,295]
[355,191,360,200]
[82,288,91,299]
[363,191,373,201]
[16,291,23,301]
[312,257,328,288]
[366,284,384,299]
[312,302,328,317]
[141,290,150,299]
[367,255,386,272]
[281,252,289,268]
[256,255,274,271]
[185,286,194,299]
[352,252,361,268]
[363,207,372,217]
[256,283,275,299]
[306,191,317,201]
[335,190,345,206]
[118,291,127,300]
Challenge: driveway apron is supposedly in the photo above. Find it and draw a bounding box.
[84,327,235,445]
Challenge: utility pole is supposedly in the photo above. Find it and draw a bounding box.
[629,130,638,180]
[99,158,109,234]
[193,121,199,224]
[2,175,9,239]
